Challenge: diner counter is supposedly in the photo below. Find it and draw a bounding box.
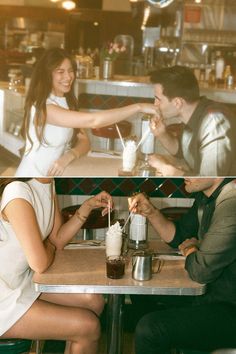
[77,75,236,104]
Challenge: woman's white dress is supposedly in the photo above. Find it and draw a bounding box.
[0,179,55,335]
[15,94,73,177]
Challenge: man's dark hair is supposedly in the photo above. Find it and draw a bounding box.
[150,65,200,103]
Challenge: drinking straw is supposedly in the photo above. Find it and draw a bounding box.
[108,200,111,229]
[136,127,151,151]
[115,124,125,149]
[122,211,133,231]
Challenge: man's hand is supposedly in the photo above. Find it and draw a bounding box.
[148,154,188,176]
[128,193,156,218]
[150,114,167,137]
[178,237,199,257]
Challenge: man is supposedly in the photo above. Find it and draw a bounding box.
[128,178,236,354]
[148,66,236,176]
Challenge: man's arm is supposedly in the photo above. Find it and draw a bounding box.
[128,193,176,243]
[185,197,236,284]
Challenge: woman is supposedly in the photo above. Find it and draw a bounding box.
[16,48,158,176]
[0,178,113,354]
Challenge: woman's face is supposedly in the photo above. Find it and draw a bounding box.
[51,58,75,97]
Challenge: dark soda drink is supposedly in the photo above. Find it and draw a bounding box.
[106,257,125,279]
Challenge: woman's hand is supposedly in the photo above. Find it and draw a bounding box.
[47,151,75,176]
[178,237,199,257]
[138,103,161,116]
[128,193,155,218]
[80,191,113,218]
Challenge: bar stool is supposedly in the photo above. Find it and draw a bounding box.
[0,339,42,354]
[92,121,132,152]
[62,205,115,240]
[161,207,190,222]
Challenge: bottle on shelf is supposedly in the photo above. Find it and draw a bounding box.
[223,65,234,89]
[208,63,216,87]
[215,51,225,86]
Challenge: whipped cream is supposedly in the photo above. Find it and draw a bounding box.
[106,221,123,257]
[122,140,137,172]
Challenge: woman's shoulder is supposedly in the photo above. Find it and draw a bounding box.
[1,181,33,209]
[46,94,68,109]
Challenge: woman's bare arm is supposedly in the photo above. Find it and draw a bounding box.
[46,129,90,176]
[46,103,159,129]
[3,199,55,273]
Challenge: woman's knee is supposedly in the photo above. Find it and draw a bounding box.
[84,294,105,316]
[71,309,101,342]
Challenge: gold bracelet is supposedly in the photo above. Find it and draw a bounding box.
[75,209,87,223]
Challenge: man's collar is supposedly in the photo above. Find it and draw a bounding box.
[185,96,209,130]
[196,179,234,205]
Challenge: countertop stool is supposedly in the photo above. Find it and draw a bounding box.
[92,121,132,153]
[0,339,42,354]
[62,205,115,240]
[160,207,191,222]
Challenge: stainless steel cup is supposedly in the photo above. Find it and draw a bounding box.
[132,252,152,281]
[132,251,163,281]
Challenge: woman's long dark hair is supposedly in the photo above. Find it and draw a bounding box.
[21,48,78,150]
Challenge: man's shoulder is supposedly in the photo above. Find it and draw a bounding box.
[216,180,236,206]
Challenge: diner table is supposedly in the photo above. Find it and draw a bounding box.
[33,241,206,354]
[62,151,123,176]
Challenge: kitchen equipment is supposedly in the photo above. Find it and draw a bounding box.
[132,251,152,281]
[147,0,175,8]
[129,214,148,250]
[132,250,163,281]
[114,34,134,75]
[138,114,156,176]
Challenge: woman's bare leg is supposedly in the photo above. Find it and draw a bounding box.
[1,298,101,354]
[39,293,105,316]
[39,293,105,353]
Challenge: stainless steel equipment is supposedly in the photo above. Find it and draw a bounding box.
[147,0,175,8]
[128,214,148,250]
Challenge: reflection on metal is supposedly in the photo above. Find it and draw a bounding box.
[147,0,175,8]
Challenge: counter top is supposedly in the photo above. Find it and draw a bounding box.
[0,81,26,96]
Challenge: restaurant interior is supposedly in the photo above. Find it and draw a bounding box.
[0,0,236,354]
[1,0,236,176]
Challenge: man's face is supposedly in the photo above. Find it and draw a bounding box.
[184,178,218,195]
[154,84,179,119]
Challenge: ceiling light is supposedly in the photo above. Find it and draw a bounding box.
[62,0,76,10]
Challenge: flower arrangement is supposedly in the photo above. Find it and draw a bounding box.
[101,42,126,61]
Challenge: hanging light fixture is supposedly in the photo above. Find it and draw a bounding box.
[50,0,76,10]
[62,0,76,10]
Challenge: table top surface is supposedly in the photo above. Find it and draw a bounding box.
[62,153,123,177]
[33,242,206,296]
